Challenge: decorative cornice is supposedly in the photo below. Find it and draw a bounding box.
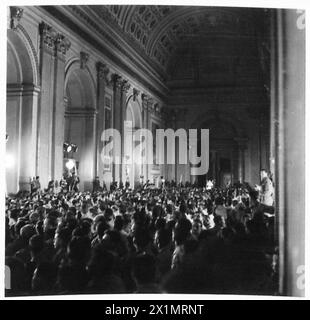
[80,51,89,69]
[7,83,41,96]
[65,107,97,118]
[9,7,23,30]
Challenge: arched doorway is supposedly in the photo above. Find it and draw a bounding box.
[194,116,243,188]
[125,97,142,188]
[206,121,238,188]
[64,62,96,191]
[6,29,39,193]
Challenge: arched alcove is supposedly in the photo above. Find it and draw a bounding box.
[6,29,38,193]
[7,30,35,85]
[192,115,244,187]
[65,65,96,109]
[125,96,143,188]
[64,62,96,191]
[126,96,142,129]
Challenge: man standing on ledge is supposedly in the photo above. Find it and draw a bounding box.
[256,169,274,206]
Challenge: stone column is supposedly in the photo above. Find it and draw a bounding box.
[111,74,122,184]
[133,88,143,182]
[38,22,70,187]
[271,9,305,296]
[20,85,40,190]
[96,62,110,182]
[120,80,131,183]
[38,22,56,187]
[84,109,97,191]
[7,84,40,191]
[258,112,270,172]
[141,93,149,182]
[53,33,71,182]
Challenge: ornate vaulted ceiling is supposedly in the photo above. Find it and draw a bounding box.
[42,5,270,98]
[90,5,265,73]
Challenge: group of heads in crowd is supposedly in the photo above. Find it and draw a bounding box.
[5,179,277,296]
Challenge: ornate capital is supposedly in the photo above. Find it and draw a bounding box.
[133,88,140,101]
[39,22,70,55]
[80,51,89,69]
[39,22,58,51]
[97,62,110,84]
[151,103,164,117]
[142,93,154,107]
[55,34,71,55]
[121,79,131,93]
[111,73,122,89]
[9,7,23,30]
[141,93,149,102]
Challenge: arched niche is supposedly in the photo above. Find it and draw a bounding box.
[65,62,96,109]
[6,29,39,193]
[64,61,96,191]
[192,115,243,187]
[126,96,142,129]
[7,29,36,85]
[125,96,143,188]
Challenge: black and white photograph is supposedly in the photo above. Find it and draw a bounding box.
[2,0,307,300]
